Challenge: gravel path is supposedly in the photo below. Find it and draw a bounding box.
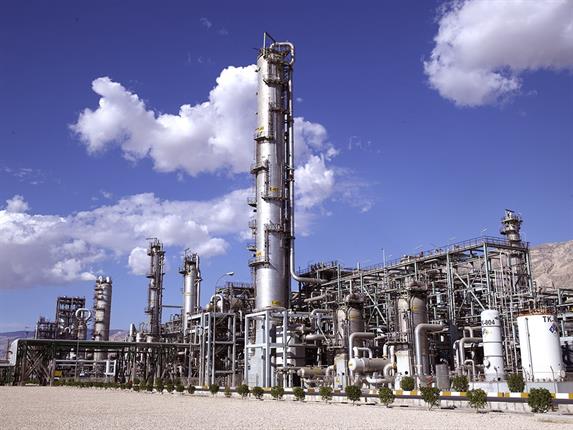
[0,387,571,430]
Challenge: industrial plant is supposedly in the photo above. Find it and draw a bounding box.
[1,34,572,398]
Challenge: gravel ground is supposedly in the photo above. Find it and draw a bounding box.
[1,387,571,430]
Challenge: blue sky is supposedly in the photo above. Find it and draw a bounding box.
[1,0,572,332]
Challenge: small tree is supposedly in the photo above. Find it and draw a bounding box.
[400,376,415,391]
[155,378,164,393]
[271,386,284,400]
[346,385,362,404]
[237,384,250,399]
[378,386,395,407]
[420,386,440,410]
[209,383,220,396]
[252,386,264,400]
[293,387,305,401]
[507,373,525,393]
[319,386,333,402]
[467,389,487,412]
[528,388,553,413]
[224,386,232,398]
[451,375,469,392]
[187,384,196,394]
[176,383,185,393]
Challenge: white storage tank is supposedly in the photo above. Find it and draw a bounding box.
[480,309,505,381]
[517,312,565,381]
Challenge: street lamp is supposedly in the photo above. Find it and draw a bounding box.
[215,271,235,288]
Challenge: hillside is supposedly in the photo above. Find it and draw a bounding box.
[530,239,573,290]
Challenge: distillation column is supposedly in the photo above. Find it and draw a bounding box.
[145,239,165,342]
[93,276,112,361]
[249,37,293,310]
[180,251,200,339]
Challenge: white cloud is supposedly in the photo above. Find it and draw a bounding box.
[5,195,29,213]
[128,247,148,275]
[71,66,336,177]
[0,189,250,289]
[295,155,335,209]
[424,0,573,106]
[200,17,212,29]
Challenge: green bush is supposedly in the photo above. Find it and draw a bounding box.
[155,378,164,393]
[400,376,415,391]
[133,385,140,392]
[252,386,264,400]
[139,380,146,391]
[187,384,196,394]
[176,383,185,393]
[271,386,284,400]
[378,386,395,407]
[420,386,440,410]
[146,381,154,392]
[209,383,220,396]
[237,384,250,398]
[451,375,469,392]
[345,385,362,403]
[165,380,174,393]
[319,386,333,402]
[528,388,553,413]
[133,378,140,386]
[126,381,133,390]
[467,389,487,412]
[293,387,305,401]
[223,386,232,397]
[507,373,525,393]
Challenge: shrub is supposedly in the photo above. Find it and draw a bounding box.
[400,376,415,391]
[146,381,154,392]
[528,388,553,413]
[378,386,395,407]
[345,385,362,404]
[467,389,487,412]
[187,384,196,394]
[271,386,284,400]
[139,380,146,391]
[176,383,185,393]
[252,386,264,400]
[451,375,469,392]
[420,386,440,410]
[237,384,250,398]
[126,381,133,390]
[133,385,140,392]
[165,380,174,393]
[209,383,220,396]
[119,382,126,390]
[133,378,140,386]
[507,373,525,393]
[293,387,305,401]
[155,378,164,393]
[319,386,333,402]
[224,386,232,397]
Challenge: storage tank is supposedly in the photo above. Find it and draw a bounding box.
[517,312,565,381]
[480,309,505,381]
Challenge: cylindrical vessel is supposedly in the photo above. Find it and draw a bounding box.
[517,313,564,381]
[480,309,505,381]
[93,276,112,342]
[348,357,389,374]
[251,45,290,311]
[180,253,199,336]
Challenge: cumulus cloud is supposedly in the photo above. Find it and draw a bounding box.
[424,0,573,106]
[71,66,336,177]
[0,189,251,289]
[5,195,29,213]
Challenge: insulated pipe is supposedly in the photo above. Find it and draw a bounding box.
[283,41,325,286]
[414,323,445,379]
[305,334,327,342]
[349,332,375,358]
[464,326,480,338]
[457,337,482,375]
[352,346,373,359]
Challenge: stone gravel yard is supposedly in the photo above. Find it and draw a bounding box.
[1,387,572,430]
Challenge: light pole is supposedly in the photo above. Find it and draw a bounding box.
[215,271,235,289]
